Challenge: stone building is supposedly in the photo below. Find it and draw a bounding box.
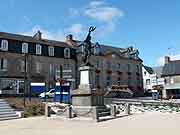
[0,31,77,94]
[66,36,144,96]
[161,56,180,98]
[0,31,144,96]
[142,65,154,92]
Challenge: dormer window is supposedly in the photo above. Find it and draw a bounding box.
[48,46,54,56]
[22,43,28,53]
[64,48,70,58]
[94,47,100,55]
[36,44,42,55]
[1,40,8,51]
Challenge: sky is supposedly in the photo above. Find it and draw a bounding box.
[0,0,180,66]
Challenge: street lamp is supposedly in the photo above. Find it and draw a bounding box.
[23,53,27,107]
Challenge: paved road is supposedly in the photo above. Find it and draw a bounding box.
[0,113,180,135]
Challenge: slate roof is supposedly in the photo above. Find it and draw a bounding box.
[162,60,180,77]
[75,40,142,61]
[100,45,142,61]
[143,66,154,74]
[0,32,73,48]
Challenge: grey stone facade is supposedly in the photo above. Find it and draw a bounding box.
[0,31,144,96]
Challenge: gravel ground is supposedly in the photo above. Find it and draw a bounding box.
[0,113,180,135]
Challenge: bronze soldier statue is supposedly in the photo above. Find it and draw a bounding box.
[78,26,100,66]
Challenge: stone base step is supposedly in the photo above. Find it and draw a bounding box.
[0,108,14,112]
[0,116,19,121]
[0,99,19,121]
[0,113,19,118]
[0,111,16,115]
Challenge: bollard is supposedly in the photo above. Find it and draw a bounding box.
[125,103,130,115]
[110,104,117,118]
[45,103,51,117]
[92,106,99,122]
[66,105,72,118]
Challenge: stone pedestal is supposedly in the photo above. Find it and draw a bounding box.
[71,66,104,117]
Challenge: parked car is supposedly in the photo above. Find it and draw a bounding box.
[39,89,55,98]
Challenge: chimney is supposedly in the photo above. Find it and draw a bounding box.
[165,56,170,64]
[33,30,42,40]
[66,34,73,41]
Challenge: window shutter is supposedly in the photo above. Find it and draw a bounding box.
[1,40,8,51]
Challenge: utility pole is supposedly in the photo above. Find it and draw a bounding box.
[23,53,27,107]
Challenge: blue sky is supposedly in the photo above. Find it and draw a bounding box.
[0,0,180,66]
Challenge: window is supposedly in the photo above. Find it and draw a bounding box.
[118,64,121,69]
[94,46,100,55]
[0,58,7,71]
[1,40,8,51]
[95,60,100,68]
[55,66,63,79]
[106,76,111,87]
[95,75,100,86]
[136,65,139,72]
[36,62,42,73]
[170,78,174,84]
[146,79,150,85]
[36,44,42,55]
[107,61,111,69]
[22,43,28,53]
[64,48,70,58]
[48,46,54,56]
[55,69,61,79]
[64,61,71,70]
[20,60,28,72]
[127,64,131,72]
[49,64,53,76]
[144,71,147,75]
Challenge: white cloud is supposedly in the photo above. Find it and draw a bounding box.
[89,1,105,7]
[67,1,124,38]
[85,1,124,22]
[156,56,165,66]
[65,23,85,40]
[22,24,85,41]
[22,25,65,41]
[66,24,83,35]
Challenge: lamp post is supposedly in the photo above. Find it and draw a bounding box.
[23,53,27,107]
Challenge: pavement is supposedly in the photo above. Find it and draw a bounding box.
[0,113,180,135]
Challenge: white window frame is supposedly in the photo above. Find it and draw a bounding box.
[64,48,70,58]
[1,40,8,51]
[0,58,8,71]
[36,44,42,55]
[36,62,41,73]
[55,68,61,79]
[20,60,28,72]
[48,46,54,56]
[22,42,28,53]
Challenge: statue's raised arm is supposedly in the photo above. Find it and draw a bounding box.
[80,26,99,66]
[85,26,96,43]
